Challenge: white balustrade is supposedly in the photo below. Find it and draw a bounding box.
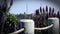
[11,18,59,34]
[20,19,34,34]
[48,18,59,34]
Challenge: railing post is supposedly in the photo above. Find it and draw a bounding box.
[48,18,59,34]
[20,19,34,34]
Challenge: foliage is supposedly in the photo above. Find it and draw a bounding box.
[6,13,18,25]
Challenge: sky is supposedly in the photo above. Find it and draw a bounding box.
[9,0,60,15]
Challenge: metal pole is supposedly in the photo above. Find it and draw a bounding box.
[20,19,34,34]
[48,18,59,34]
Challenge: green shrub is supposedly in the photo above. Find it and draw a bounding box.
[6,13,18,25]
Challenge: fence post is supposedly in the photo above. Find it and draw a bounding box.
[48,18,59,34]
[20,19,34,34]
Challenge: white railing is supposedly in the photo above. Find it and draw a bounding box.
[10,28,24,34]
[10,18,59,34]
[10,24,53,34]
[35,24,53,30]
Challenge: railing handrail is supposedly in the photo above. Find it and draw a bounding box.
[10,24,53,34]
[10,28,24,34]
[35,24,53,30]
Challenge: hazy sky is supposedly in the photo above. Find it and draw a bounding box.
[9,0,60,14]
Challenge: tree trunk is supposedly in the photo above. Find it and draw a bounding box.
[0,12,6,34]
